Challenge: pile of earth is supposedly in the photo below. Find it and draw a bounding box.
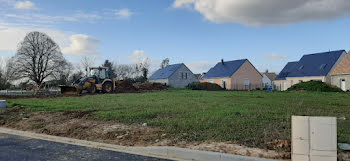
[116,80,166,93]
[133,82,166,91]
[115,80,137,93]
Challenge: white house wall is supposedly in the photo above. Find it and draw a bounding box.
[168,65,199,88]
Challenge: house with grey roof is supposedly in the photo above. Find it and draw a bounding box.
[149,63,199,88]
[201,59,263,90]
[273,50,347,91]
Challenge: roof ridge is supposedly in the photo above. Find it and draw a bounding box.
[302,50,345,56]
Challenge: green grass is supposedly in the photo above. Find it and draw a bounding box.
[3,89,350,149]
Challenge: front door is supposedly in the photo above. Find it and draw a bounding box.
[222,80,226,89]
[341,79,346,91]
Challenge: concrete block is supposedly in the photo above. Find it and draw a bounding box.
[292,154,309,161]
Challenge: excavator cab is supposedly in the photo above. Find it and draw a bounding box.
[89,67,110,83]
[60,67,116,95]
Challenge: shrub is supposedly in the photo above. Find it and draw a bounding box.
[287,81,343,92]
[186,82,223,91]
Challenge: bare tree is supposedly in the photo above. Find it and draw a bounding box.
[51,61,73,86]
[10,31,68,87]
[80,56,95,76]
[115,64,135,80]
[160,58,169,69]
[0,58,11,89]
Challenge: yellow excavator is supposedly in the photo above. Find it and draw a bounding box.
[60,67,117,94]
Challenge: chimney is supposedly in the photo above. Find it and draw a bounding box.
[221,59,224,65]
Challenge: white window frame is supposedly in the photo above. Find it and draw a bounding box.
[244,79,250,86]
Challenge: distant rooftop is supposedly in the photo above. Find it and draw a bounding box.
[263,72,277,81]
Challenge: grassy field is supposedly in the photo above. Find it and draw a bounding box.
[3,89,350,150]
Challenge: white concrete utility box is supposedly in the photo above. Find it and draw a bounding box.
[292,116,337,161]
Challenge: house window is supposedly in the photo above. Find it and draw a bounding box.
[244,79,250,86]
[290,80,294,85]
[185,73,188,79]
[181,73,184,79]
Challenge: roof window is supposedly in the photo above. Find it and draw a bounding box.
[298,65,304,70]
[319,64,327,70]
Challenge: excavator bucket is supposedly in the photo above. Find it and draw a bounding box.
[59,86,79,95]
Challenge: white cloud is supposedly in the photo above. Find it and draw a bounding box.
[0,23,100,56]
[173,0,350,25]
[263,54,288,60]
[62,34,100,56]
[115,9,133,19]
[0,24,69,51]
[186,61,216,73]
[14,1,35,10]
[129,50,148,64]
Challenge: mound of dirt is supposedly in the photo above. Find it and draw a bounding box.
[133,82,166,91]
[115,80,137,93]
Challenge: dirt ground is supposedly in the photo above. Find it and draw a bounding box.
[0,106,348,160]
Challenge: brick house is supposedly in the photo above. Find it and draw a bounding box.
[201,59,263,90]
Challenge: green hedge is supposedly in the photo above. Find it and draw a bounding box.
[287,81,343,92]
[186,82,223,91]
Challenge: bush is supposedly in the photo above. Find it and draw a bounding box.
[287,81,343,92]
[186,82,223,91]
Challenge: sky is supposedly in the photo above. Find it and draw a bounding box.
[1,0,350,74]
